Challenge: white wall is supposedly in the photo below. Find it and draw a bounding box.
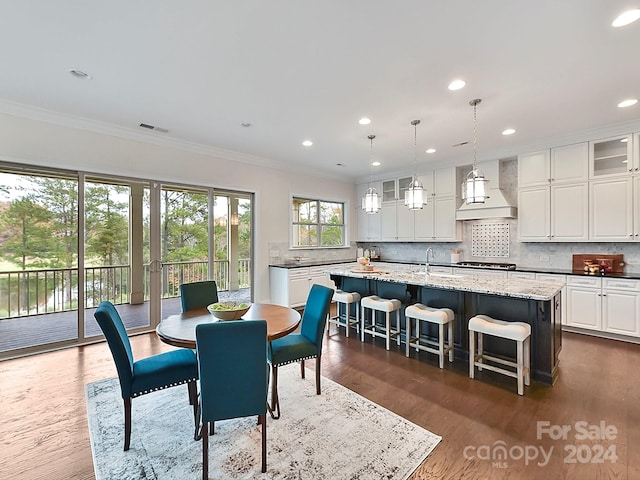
[0,112,357,302]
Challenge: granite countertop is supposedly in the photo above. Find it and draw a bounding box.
[269,258,640,280]
[325,262,564,301]
[269,259,354,268]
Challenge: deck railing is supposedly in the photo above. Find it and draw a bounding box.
[0,258,251,319]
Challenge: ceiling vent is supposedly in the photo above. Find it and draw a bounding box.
[139,123,168,133]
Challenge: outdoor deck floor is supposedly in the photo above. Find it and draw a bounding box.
[0,288,251,354]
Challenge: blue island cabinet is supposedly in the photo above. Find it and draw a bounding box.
[330,274,562,385]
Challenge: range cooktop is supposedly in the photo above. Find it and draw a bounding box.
[456,261,517,270]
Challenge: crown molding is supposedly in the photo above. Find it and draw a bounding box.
[0,99,348,182]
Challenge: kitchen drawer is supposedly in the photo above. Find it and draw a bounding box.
[536,273,567,283]
[309,266,328,277]
[288,267,310,280]
[509,271,536,280]
[567,276,601,288]
[604,278,640,292]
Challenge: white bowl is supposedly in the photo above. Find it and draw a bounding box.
[207,302,251,320]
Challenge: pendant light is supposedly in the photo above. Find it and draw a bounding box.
[362,134,381,214]
[404,119,425,210]
[462,98,489,204]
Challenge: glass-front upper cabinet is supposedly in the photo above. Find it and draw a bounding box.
[382,176,413,202]
[589,134,634,178]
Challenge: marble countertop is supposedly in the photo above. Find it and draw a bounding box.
[325,262,565,301]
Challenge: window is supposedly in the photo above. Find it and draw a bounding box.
[292,197,345,248]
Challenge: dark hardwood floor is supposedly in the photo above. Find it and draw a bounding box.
[1,327,638,479]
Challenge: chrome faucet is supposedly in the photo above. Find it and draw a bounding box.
[425,247,434,274]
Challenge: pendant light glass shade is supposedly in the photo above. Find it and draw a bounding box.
[405,177,425,210]
[362,186,381,213]
[461,99,489,205]
[462,168,488,204]
[404,119,425,210]
[362,134,380,214]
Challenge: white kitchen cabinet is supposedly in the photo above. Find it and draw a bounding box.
[518,150,550,188]
[566,276,602,331]
[518,143,588,188]
[269,266,335,308]
[380,201,414,241]
[589,134,634,179]
[565,276,640,337]
[602,278,640,336]
[551,182,589,241]
[518,182,588,241]
[380,176,415,241]
[589,177,634,241]
[550,142,589,183]
[382,176,413,203]
[518,186,550,241]
[413,167,460,242]
[356,181,382,241]
[432,167,457,197]
[508,271,536,280]
[414,196,461,241]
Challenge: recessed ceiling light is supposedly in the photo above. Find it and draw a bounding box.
[448,79,466,91]
[426,148,436,154]
[502,128,516,135]
[359,117,371,125]
[69,69,91,79]
[618,98,638,108]
[612,9,640,27]
[371,161,381,166]
[240,122,252,127]
[302,140,313,147]
[621,138,629,143]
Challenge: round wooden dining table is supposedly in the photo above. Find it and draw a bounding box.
[156,302,301,349]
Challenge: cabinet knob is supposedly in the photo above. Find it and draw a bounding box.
[636,167,639,171]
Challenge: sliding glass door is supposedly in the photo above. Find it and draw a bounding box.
[0,163,254,358]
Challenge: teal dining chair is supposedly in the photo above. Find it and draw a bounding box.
[267,284,333,419]
[180,280,219,312]
[94,301,199,451]
[195,319,268,479]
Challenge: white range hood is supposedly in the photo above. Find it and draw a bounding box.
[456,160,517,220]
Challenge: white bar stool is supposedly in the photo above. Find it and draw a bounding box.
[360,295,402,350]
[405,303,455,368]
[468,314,531,395]
[328,290,361,337]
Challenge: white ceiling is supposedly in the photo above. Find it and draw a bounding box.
[1,1,639,182]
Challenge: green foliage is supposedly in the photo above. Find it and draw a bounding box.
[0,197,53,269]
[85,183,129,266]
[161,189,209,262]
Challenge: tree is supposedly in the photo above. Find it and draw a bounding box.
[85,183,129,266]
[0,197,52,269]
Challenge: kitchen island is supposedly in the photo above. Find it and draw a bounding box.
[326,262,564,385]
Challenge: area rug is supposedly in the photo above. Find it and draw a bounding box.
[86,364,441,480]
